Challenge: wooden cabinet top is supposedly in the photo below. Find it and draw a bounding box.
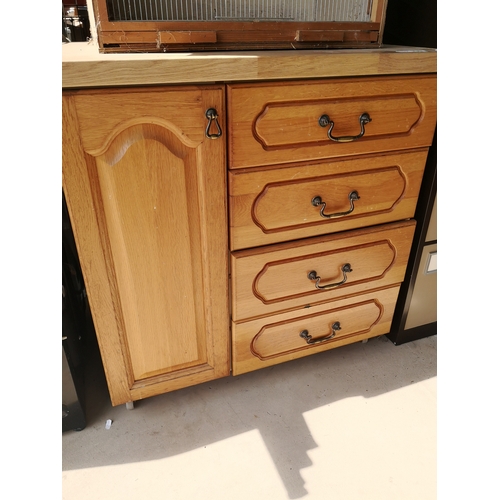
[62,41,436,89]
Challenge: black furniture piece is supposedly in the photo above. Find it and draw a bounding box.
[62,194,88,432]
[387,134,437,344]
[383,0,437,344]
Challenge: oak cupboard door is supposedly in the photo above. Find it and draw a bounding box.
[62,86,229,406]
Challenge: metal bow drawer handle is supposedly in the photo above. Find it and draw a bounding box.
[308,263,352,290]
[205,108,222,139]
[300,321,341,345]
[311,191,360,219]
[318,112,372,143]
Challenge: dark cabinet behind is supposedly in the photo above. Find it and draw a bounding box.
[384,0,437,344]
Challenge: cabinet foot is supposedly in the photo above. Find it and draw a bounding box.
[125,401,134,410]
[361,339,369,344]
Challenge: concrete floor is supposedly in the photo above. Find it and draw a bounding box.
[62,334,437,500]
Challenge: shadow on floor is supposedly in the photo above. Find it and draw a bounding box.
[62,333,436,499]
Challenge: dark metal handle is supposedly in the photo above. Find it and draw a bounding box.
[205,108,222,139]
[300,321,341,345]
[308,263,352,290]
[319,112,372,143]
[311,191,360,219]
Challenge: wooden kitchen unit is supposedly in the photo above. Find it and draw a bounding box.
[62,43,437,407]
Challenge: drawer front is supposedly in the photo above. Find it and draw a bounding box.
[227,75,437,169]
[231,220,415,322]
[232,285,400,375]
[229,150,427,250]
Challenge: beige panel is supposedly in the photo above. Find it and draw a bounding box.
[425,195,437,242]
[405,243,437,330]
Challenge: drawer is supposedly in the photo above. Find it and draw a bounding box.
[229,150,427,250]
[227,75,437,169]
[232,285,400,375]
[231,220,415,322]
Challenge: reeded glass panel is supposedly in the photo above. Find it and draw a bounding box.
[106,0,372,22]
